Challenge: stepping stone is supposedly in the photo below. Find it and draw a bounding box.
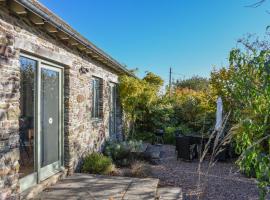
[143,144,163,164]
[145,144,161,159]
[157,187,183,200]
[138,143,149,153]
[123,177,159,200]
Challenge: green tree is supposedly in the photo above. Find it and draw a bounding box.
[173,76,209,91]
[119,72,164,137]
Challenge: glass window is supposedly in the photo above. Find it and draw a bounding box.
[109,83,117,137]
[19,56,36,178]
[91,77,102,118]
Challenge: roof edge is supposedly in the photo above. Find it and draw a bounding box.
[13,0,135,77]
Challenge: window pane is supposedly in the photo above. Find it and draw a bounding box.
[40,68,59,167]
[91,79,96,118]
[91,78,101,118]
[109,84,117,137]
[95,80,99,117]
[19,56,36,178]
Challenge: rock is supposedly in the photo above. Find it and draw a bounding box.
[7,107,19,120]
[143,144,162,162]
[0,103,9,109]
[76,95,85,103]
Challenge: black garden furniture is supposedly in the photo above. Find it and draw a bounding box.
[174,130,183,153]
[175,133,212,161]
[215,144,232,161]
[175,135,197,161]
[153,129,165,144]
[175,131,233,162]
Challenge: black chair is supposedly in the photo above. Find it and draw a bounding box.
[215,144,231,161]
[153,129,164,144]
[19,118,30,162]
[174,130,183,153]
[19,129,29,160]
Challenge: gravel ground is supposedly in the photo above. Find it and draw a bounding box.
[149,145,268,200]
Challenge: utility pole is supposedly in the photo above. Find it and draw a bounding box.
[169,67,172,97]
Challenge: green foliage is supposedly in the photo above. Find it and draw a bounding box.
[174,76,209,91]
[143,72,164,90]
[131,131,154,143]
[103,140,143,167]
[82,153,114,175]
[171,88,216,134]
[120,71,215,144]
[139,97,175,132]
[210,66,236,112]
[164,126,177,144]
[210,39,270,198]
[164,124,192,144]
[119,72,164,136]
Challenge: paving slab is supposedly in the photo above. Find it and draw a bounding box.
[34,173,159,200]
[157,187,183,200]
[123,177,159,200]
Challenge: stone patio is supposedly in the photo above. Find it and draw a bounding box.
[34,174,160,200]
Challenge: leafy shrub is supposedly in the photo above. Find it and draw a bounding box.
[119,73,164,137]
[103,140,143,167]
[210,37,270,198]
[174,76,209,91]
[172,88,215,134]
[119,71,215,143]
[138,98,175,132]
[132,131,154,143]
[164,124,192,144]
[82,153,114,175]
[164,127,177,144]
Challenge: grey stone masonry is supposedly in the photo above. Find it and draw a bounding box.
[0,3,124,199]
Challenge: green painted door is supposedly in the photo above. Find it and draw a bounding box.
[19,54,63,192]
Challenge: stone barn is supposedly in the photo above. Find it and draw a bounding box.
[0,0,132,198]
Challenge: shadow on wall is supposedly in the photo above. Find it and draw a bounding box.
[63,66,71,173]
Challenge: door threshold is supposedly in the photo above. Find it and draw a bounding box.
[20,169,67,200]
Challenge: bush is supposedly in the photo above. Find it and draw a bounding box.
[82,153,114,175]
[172,88,215,134]
[164,127,177,144]
[137,98,175,132]
[174,76,209,91]
[103,140,143,167]
[210,37,270,198]
[164,124,192,144]
[132,131,154,143]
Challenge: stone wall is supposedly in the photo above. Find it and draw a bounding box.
[0,6,123,199]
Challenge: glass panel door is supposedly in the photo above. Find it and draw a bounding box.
[39,64,62,181]
[19,56,38,191]
[41,68,59,166]
[19,55,63,191]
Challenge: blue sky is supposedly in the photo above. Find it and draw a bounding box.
[40,0,270,83]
